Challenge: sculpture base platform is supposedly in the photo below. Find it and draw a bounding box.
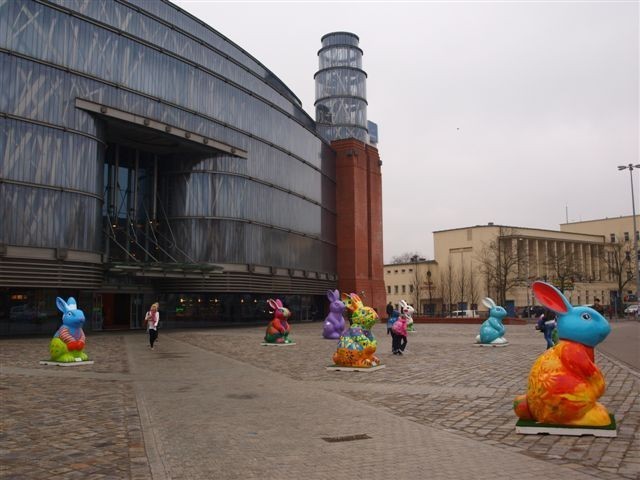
[474,342,509,347]
[261,342,296,347]
[39,360,94,367]
[515,415,617,437]
[326,364,386,372]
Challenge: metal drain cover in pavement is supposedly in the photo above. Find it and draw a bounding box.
[226,393,258,400]
[321,434,372,443]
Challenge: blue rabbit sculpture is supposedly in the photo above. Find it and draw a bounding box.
[514,281,613,427]
[476,297,508,345]
[49,297,89,362]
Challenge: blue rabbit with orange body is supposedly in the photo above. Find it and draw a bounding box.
[514,282,613,427]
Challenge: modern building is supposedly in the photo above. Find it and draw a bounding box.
[0,1,385,334]
[385,216,639,316]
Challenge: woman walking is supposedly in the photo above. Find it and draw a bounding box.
[145,302,160,349]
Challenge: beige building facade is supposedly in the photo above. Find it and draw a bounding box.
[384,215,639,316]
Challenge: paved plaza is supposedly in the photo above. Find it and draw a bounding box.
[1,321,638,479]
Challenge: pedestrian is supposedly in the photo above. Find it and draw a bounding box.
[386,301,394,319]
[391,309,408,355]
[536,309,557,350]
[592,298,604,315]
[386,305,399,335]
[145,302,160,349]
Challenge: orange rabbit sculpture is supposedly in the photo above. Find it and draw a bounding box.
[514,281,613,427]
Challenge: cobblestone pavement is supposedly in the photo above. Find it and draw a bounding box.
[172,322,639,480]
[0,334,151,480]
[0,322,637,479]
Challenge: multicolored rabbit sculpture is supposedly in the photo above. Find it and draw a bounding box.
[514,281,613,427]
[332,293,380,368]
[322,289,346,339]
[475,297,508,345]
[49,297,89,362]
[264,298,293,344]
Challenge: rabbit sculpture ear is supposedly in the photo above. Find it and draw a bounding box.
[56,297,69,313]
[327,290,339,302]
[267,299,278,310]
[275,299,283,308]
[399,299,408,309]
[482,297,496,310]
[341,293,354,311]
[532,281,570,314]
[349,293,363,307]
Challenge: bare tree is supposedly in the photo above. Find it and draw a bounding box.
[455,261,468,308]
[601,238,636,310]
[437,263,456,314]
[544,242,579,293]
[390,251,424,264]
[477,228,526,306]
[468,266,480,308]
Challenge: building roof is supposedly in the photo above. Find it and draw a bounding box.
[560,214,638,226]
[432,222,604,240]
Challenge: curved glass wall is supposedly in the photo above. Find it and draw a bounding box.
[315,32,368,143]
[0,117,103,251]
[0,0,337,274]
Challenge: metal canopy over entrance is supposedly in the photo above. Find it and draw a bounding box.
[75,98,248,158]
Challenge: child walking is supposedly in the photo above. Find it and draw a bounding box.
[391,310,408,355]
[145,302,160,349]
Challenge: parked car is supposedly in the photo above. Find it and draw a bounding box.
[624,304,639,315]
[450,309,480,318]
[520,306,545,318]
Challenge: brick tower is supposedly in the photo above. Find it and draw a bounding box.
[315,32,386,315]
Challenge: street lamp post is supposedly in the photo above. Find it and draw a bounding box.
[426,270,433,315]
[617,163,640,317]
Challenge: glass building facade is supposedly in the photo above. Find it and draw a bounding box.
[0,0,337,333]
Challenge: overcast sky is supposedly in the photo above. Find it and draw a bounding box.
[173,0,639,262]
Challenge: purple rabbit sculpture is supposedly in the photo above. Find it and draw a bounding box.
[322,289,346,339]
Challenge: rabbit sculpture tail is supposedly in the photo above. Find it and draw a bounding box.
[332,293,380,367]
[264,298,293,344]
[50,297,89,362]
[513,281,612,427]
[475,297,508,344]
[322,289,346,339]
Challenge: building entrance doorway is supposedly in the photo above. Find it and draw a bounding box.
[101,293,131,330]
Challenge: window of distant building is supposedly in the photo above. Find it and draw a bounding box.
[402,285,406,293]
[401,269,405,273]
[409,268,413,272]
[409,285,414,293]
[636,231,639,241]
[394,285,398,294]
[624,232,630,241]
[610,234,616,243]
[387,286,391,294]
[394,269,398,273]
[387,270,391,274]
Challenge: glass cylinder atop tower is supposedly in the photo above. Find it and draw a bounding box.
[315,32,368,143]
